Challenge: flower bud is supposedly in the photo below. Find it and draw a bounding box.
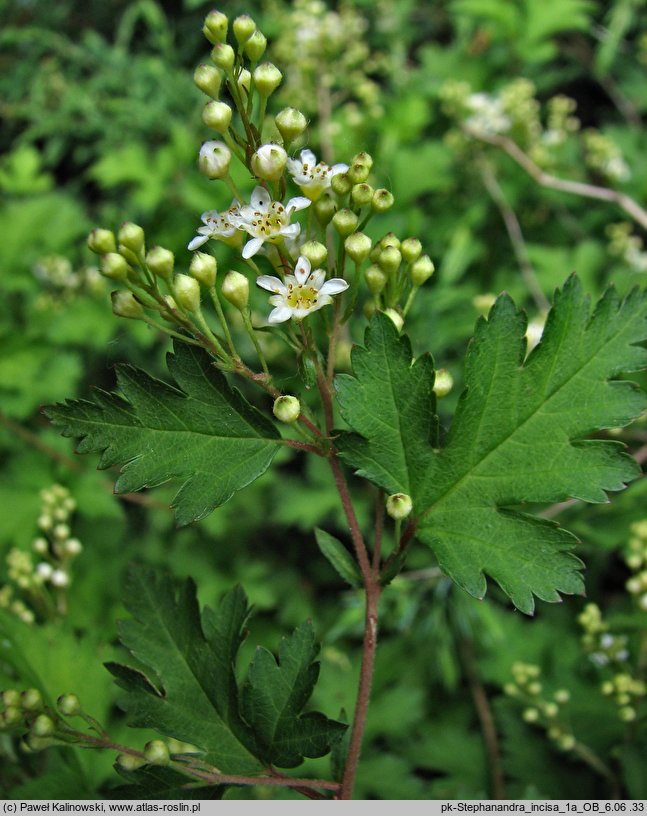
[87,228,116,255]
[331,208,359,237]
[347,161,370,184]
[202,10,228,45]
[221,270,249,310]
[111,291,144,320]
[3,706,22,726]
[145,246,174,280]
[21,689,43,711]
[174,274,201,312]
[330,173,352,197]
[65,538,82,556]
[313,194,336,226]
[244,29,267,62]
[2,689,20,707]
[233,14,256,44]
[275,107,307,145]
[100,253,129,282]
[372,188,394,212]
[253,62,282,97]
[410,254,434,286]
[144,739,171,765]
[352,151,374,170]
[118,222,145,255]
[364,264,387,295]
[433,369,453,398]
[386,492,413,520]
[300,241,327,269]
[202,100,232,133]
[57,693,81,717]
[237,69,251,95]
[345,232,372,264]
[117,754,146,771]
[273,395,301,424]
[380,233,400,250]
[383,308,403,332]
[190,252,218,288]
[51,569,69,588]
[350,183,374,208]
[210,43,235,72]
[198,140,232,180]
[401,237,422,264]
[522,708,539,723]
[251,143,287,182]
[31,714,55,737]
[193,64,222,98]
[378,246,402,276]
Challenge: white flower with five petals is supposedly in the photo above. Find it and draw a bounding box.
[257,256,348,323]
[287,149,348,201]
[230,186,310,259]
[187,201,242,251]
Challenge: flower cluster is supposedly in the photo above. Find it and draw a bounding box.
[606,222,647,274]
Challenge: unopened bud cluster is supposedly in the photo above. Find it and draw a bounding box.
[0,485,81,624]
[504,663,575,751]
[624,520,647,611]
[33,255,104,312]
[606,223,647,274]
[0,687,83,750]
[578,602,629,666]
[600,673,646,723]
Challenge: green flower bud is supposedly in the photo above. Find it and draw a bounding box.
[350,183,374,208]
[2,689,21,707]
[372,188,394,212]
[100,253,129,282]
[275,108,307,145]
[433,369,453,398]
[174,274,201,312]
[300,241,328,268]
[345,232,372,264]
[273,395,301,423]
[3,706,22,726]
[557,734,575,751]
[202,10,228,45]
[117,753,146,771]
[383,308,403,333]
[144,739,171,765]
[190,252,218,288]
[111,291,145,320]
[31,714,55,737]
[244,29,267,62]
[352,151,374,170]
[237,69,251,95]
[202,100,232,133]
[210,43,235,72]
[380,233,400,250]
[221,270,249,310]
[193,64,222,99]
[401,237,422,264]
[554,689,571,704]
[543,702,558,718]
[363,300,378,320]
[87,228,116,255]
[57,693,81,717]
[118,222,145,255]
[347,162,370,184]
[233,14,256,44]
[378,246,402,275]
[145,246,174,280]
[410,254,434,286]
[364,264,387,295]
[330,173,352,197]
[313,194,336,226]
[251,143,288,182]
[253,62,282,97]
[331,208,359,237]
[198,140,232,180]
[386,492,413,520]
[522,707,539,723]
[21,689,43,711]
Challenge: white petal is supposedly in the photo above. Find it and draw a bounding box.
[256,275,287,294]
[293,256,311,284]
[319,278,349,295]
[200,209,219,222]
[281,223,301,240]
[286,158,302,176]
[310,269,326,290]
[331,163,349,176]
[300,149,317,166]
[188,235,209,251]
[242,237,265,259]
[251,186,271,210]
[286,196,311,213]
[268,305,293,323]
[268,294,285,306]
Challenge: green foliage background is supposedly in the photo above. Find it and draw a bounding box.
[1,0,647,799]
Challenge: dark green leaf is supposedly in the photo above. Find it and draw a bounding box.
[45,341,280,525]
[241,622,347,768]
[315,528,362,588]
[337,278,647,612]
[111,765,225,800]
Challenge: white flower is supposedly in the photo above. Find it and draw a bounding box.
[257,255,348,323]
[464,92,511,138]
[287,149,348,201]
[231,186,310,259]
[187,201,241,251]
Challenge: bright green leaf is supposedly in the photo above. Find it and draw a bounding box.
[45,341,280,525]
[315,528,362,588]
